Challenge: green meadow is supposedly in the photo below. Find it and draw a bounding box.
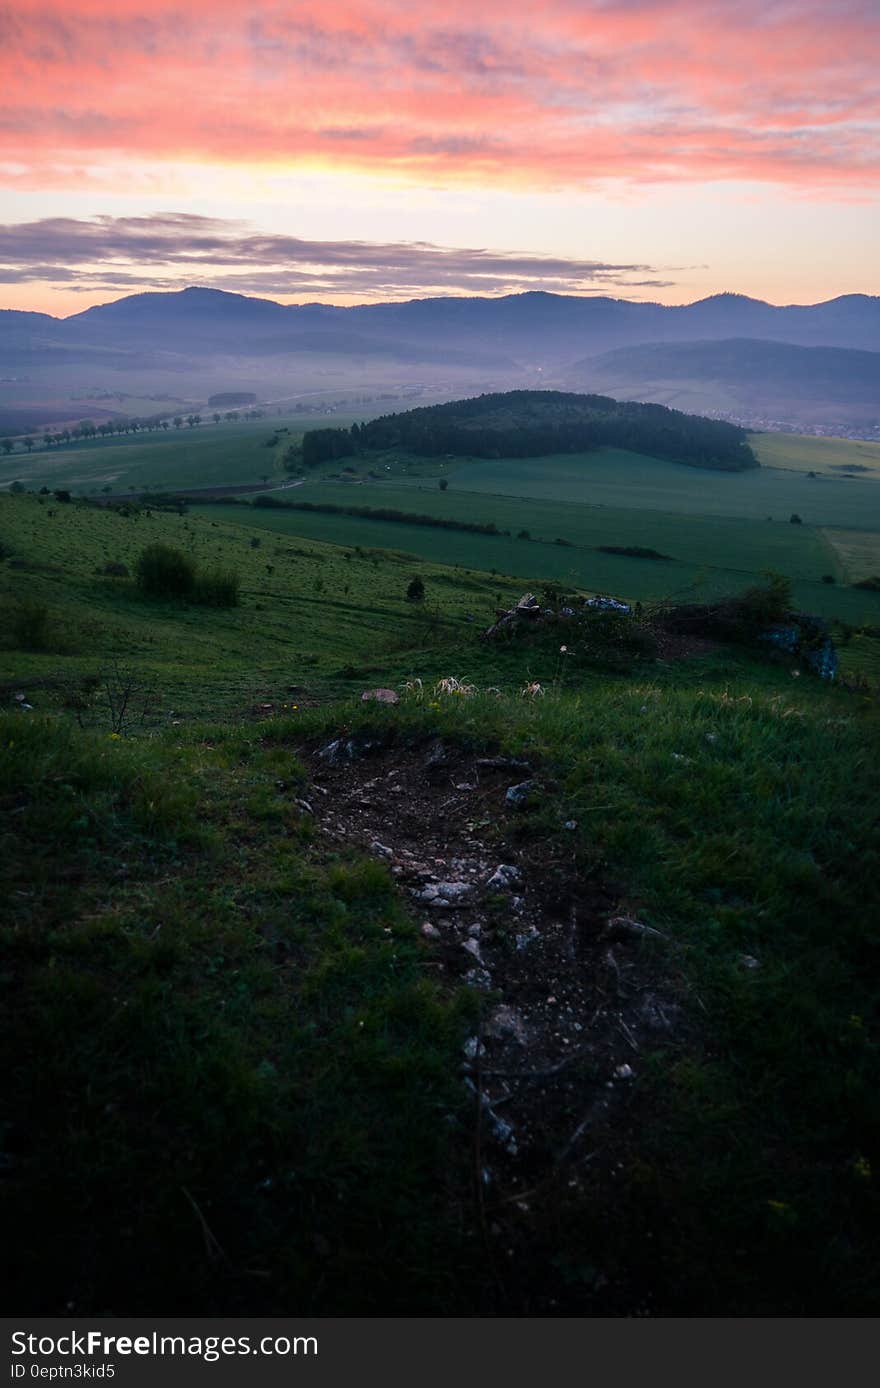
[753,432,880,477]
[0,492,535,716]
[194,496,880,628]
[0,416,307,494]
[416,446,880,528]
[2,427,880,1315]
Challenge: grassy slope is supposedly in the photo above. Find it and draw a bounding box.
[3,616,879,1313]
[0,493,531,717]
[195,499,880,629]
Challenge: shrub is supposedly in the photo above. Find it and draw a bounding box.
[790,513,803,525]
[102,561,130,578]
[439,478,448,491]
[736,573,793,629]
[194,568,240,607]
[135,544,196,600]
[853,575,880,592]
[821,574,836,585]
[12,600,49,650]
[598,545,671,561]
[407,576,425,602]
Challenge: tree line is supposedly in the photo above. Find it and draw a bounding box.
[299,390,757,472]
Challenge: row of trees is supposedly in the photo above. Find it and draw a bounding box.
[252,495,508,536]
[1,408,266,453]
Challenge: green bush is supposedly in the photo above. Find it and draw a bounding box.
[135,544,196,600]
[736,572,793,630]
[194,568,240,608]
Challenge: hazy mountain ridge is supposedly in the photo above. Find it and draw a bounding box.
[4,286,879,359]
[568,337,880,426]
[1,287,878,436]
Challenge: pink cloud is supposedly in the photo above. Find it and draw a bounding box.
[0,1,877,190]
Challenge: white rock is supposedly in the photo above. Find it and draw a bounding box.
[486,863,522,891]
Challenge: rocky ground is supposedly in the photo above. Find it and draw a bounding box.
[302,730,690,1310]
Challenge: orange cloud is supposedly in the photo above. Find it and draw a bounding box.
[0,1,878,191]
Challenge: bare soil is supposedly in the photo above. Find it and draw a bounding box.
[304,733,691,1312]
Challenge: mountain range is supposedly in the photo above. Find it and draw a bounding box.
[4,286,878,358]
[0,287,877,432]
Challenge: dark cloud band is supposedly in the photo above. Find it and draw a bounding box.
[0,213,675,301]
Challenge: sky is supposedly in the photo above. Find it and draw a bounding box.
[0,0,877,316]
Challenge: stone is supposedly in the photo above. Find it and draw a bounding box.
[486,863,523,891]
[417,880,474,907]
[486,1005,529,1045]
[360,687,400,704]
[505,780,536,808]
[317,734,381,764]
[420,922,440,940]
[585,596,631,613]
[605,915,665,941]
[464,966,493,991]
[476,756,532,773]
[370,840,393,858]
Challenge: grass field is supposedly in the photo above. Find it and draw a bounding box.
[752,432,880,477]
[269,478,840,576]
[420,447,880,529]
[822,528,880,583]
[193,499,880,628]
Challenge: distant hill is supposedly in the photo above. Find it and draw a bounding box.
[1,288,877,434]
[2,287,878,364]
[309,389,758,471]
[568,338,880,427]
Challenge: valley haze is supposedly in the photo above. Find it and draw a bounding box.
[1,285,878,440]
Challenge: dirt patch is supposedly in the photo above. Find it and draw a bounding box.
[302,733,689,1312]
[646,626,721,662]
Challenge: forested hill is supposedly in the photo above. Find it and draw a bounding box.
[305,391,758,471]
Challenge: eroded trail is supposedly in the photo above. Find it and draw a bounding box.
[304,733,687,1310]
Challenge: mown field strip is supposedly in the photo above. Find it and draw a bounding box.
[821,527,880,583]
[752,431,880,476]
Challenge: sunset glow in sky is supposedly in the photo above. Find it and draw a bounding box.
[0,0,877,314]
